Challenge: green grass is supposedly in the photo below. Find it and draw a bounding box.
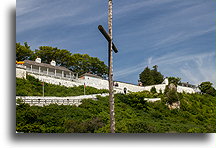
[16,75,108,96]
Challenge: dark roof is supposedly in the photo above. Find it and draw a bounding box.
[180,82,197,88]
[80,73,103,79]
[24,60,72,72]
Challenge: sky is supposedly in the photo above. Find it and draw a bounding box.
[16,0,215,87]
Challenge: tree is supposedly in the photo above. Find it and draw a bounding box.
[33,46,64,65]
[198,82,216,96]
[16,42,33,61]
[165,88,179,104]
[33,46,108,77]
[139,67,154,86]
[139,65,164,86]
[69,54,108,78]
[151,65,164,84]
[168,77,181,86]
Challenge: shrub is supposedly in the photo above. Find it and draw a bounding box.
[166,89,179,104]
[150,86,157,94]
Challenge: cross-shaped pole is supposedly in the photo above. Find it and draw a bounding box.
[98,0,117,133]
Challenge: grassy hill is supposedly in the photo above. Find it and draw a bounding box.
[16,89,216,133]
[16,75,108,96]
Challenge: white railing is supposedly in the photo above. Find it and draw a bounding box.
[16,93,109,106]
[26,70,76,81]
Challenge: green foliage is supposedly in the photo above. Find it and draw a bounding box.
[64,117,105,133]
[69,54,108,78]
[165,88,179,104]
[139,67,154,86]
[168,77,181,86]
[198,82,216,96]
[31,46,108,78]
[16,43,108,77]
[16,75,108,96]
[16,42,33,61]
[151,65,164,84]
[139,65,164,86]
[16,91,216,133]
[33,46,72,68]
[150,86,157,94]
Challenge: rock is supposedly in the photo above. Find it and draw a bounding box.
[167,101,180,110]
[169,83,177,91]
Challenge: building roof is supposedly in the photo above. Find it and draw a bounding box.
[24,60,72,72]
[80,73,103,79]
[180,82,196,87]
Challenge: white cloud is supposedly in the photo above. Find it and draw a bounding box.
[115,1,215,57]
[115,62,146,79]
[115,51,215,86]
[16,0,106,33]
[114,0,175,16]
[179,53,216,86]
[147,57,152,66]
[16,0,38,16]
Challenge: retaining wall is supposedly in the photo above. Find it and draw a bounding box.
[16,67,197,94]
[28,73,80,87]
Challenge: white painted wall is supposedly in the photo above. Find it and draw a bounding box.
[177,85,196,93]
[79,76,108,90]
[16,67,198,94]
[28,73,80,87]
[16,65,26,79]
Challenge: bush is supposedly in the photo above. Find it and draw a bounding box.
[16,90,216,133]
[165,89,179,104]
[150,86,157,94]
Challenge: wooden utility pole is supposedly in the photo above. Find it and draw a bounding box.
[98,0,117,133]
[108,0,115,133]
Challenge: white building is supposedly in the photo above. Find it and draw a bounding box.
[16,59,199,94]
[24,58,76,79]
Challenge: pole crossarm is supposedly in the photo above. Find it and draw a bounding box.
[98,25,118,53]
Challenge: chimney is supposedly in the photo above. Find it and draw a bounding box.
[50,60,56,66]
[35,57,41,63]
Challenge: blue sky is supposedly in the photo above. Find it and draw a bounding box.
[16,0,215,86]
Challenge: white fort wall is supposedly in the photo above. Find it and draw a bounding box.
[28,73,80,87]
[177,85,196,93]
[16,67,197,94]
[78,76,196,94]
[143,84,167,93]
[78,76,108,90]
[16,65,26,79]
